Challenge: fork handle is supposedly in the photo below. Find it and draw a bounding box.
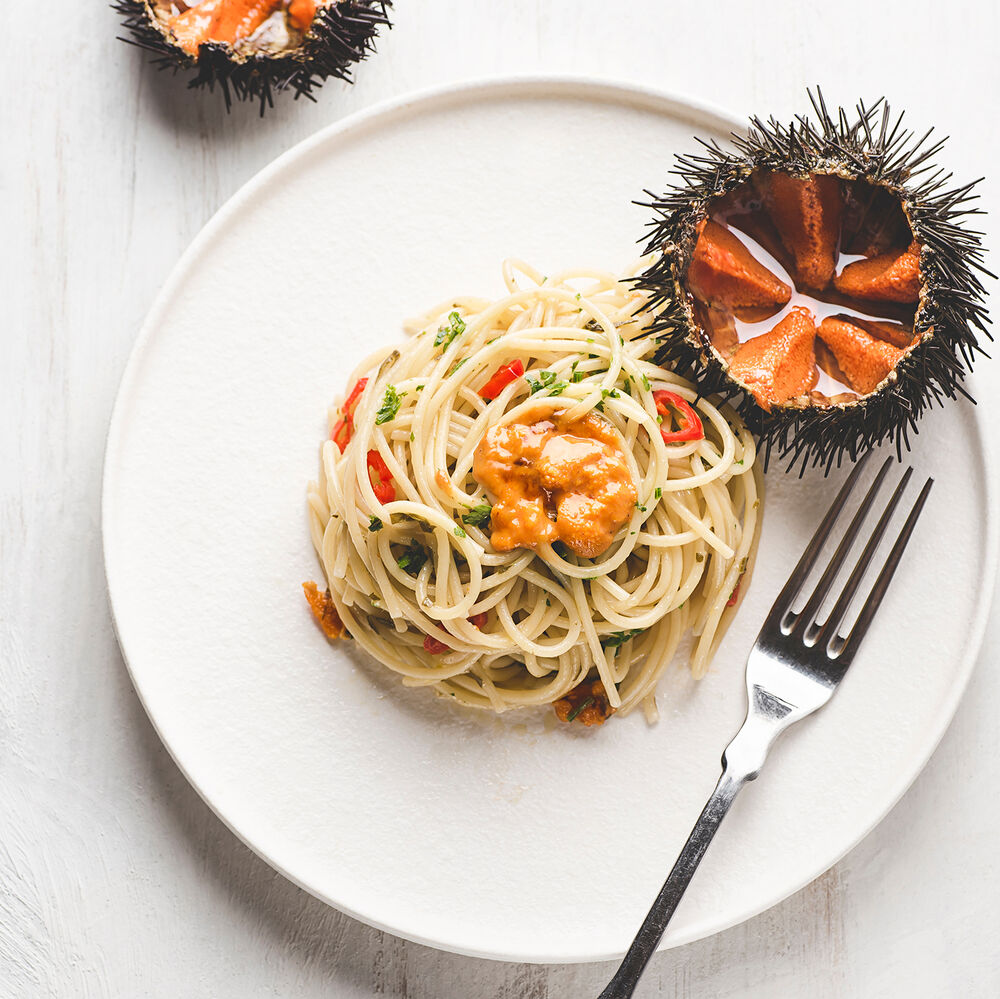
[597,769,745,999]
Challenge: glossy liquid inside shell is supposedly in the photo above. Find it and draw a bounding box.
[687,171,922,411]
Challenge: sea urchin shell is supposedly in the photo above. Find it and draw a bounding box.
[114,0,392,112]
[636,91,992,471]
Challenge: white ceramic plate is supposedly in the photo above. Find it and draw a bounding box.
[103,78,998,963]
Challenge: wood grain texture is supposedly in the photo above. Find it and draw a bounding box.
[2,0,998,995]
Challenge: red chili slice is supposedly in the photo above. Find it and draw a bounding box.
[726,580,742,607]
[479,360,525,400]
[331,415,352,452]
[423,635,451,654]
[343,377,368,413]
[330,377,369,453]
[653,389,704,443]
[423,613,488,655]
[366,450,396,504]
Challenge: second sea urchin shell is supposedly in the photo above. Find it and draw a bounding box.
[636,91,992,470]
[115,0,392,112]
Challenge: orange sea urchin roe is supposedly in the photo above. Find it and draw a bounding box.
[473,408,637,559]
[165,0,317,55]
[727,307,819,411]
[302,581,344,640]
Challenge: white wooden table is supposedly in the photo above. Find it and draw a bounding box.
[4,1,999,995]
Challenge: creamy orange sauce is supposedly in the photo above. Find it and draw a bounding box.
[162,0,317,55]
[473,407,637,559]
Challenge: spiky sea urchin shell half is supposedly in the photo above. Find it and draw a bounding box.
[114,1,392,113]
[635,91,992,471]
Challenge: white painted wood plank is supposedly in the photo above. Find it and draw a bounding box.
[2,0,998,995]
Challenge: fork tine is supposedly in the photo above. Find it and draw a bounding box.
[828,476,934,663]
[762,449,873,630]
[805,467,913,648]
[788,456,895,637]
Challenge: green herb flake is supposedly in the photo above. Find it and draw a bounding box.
[601,388,619,400]
[462,503,493,528]
[635,503,647,513]
[449,358,468,376]
[526,370,566,395]
[434,311,466,350]
[695,552,705,563]
[566,696,595,722]
[454,526,467,539]
[375,385,404,425]
[396,540,428,574]
[368,515,383,532]
[654,487,662,499]
[601,628,645,649]
[641,373,652,392]
[410,431,415,442]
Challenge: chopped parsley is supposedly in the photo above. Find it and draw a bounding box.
[526,370,567,395]
[654,487,662,499]
[449,358,468,376]
[462,503,493,528]
[601,388,619,400]
[368,515,383,532]
[434,311,466,350]
[375,385,404,425]
[601,628,645,649]
[454,526,467,539]
[396,540,427,574]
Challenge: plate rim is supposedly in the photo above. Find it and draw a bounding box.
[102,73,1000,964]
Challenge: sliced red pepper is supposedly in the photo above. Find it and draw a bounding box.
[366,450,396,504]
[726,581,741,607]
[423,613,487,655]
[423,635,450,654]
[479,359,524,400]
[331,415,352,452]
[653,389,704,443]
[330,377,369,453]
[343,376,368,413]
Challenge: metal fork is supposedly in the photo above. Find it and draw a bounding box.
[599,453,933,999]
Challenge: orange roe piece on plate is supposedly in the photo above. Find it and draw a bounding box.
[302,581,344,640]
[834,240,922,303]
[553,679,615,727]
[727,307,819,411]
[760,171,843,290]
[687,219,792,321]
[817,317,908,395]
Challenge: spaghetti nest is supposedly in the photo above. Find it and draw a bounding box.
[307,261,763,723]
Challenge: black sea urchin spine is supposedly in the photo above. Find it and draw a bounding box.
[636,90,993,472]
[113,1,392,113]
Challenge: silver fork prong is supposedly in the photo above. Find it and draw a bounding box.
[785,456,894,637]
[805,466,914,648]
[762,449,874,632]
[828,476,934,663]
